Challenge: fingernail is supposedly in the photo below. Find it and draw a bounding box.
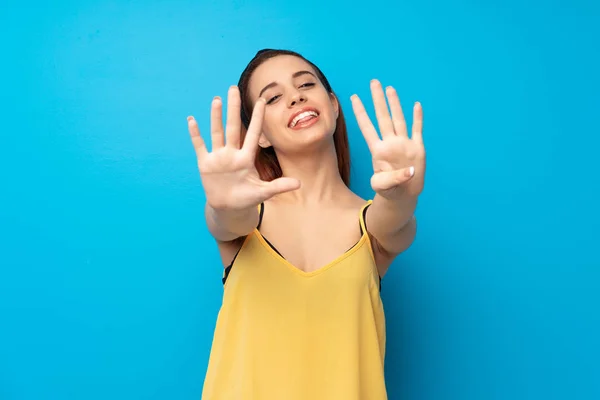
[408,166,415,177]
[187,116,193,121]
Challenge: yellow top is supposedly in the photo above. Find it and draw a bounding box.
[202,200,387,400]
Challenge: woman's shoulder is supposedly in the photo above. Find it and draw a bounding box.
[344,191,371,209]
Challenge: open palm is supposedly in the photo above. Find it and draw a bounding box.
[188,86,300,211]
[351,79,426,199]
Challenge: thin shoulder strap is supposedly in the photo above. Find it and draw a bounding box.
[359,199,373,235]
[358,199,381,291]
[222,202,264,286]
[256,202,265,229]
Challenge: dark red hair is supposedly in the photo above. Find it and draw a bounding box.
[237,49,351,186]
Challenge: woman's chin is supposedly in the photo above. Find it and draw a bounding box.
[286,129,335,152]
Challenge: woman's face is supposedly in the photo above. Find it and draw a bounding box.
[247,55,339,152]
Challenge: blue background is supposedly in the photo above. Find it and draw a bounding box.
[1,0,599,399]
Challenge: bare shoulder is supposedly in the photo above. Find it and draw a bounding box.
[335,192,396,275]
[338,190,369,210]
[353,194,397,276]
[215,236,247,268]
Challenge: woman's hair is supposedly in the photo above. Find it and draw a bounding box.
[237,49,351,186]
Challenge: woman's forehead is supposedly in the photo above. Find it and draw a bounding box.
[249,56,316,97]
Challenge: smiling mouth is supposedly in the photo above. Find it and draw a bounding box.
[288,110,319,129]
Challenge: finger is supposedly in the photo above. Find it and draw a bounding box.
[370,79,395,138]
[385,86,408,138]
[187,116,207,159]
[259,177,301,200]
[242,98,266,156]
[371,167,415,192]
[225,86,242,149]
[210,96,224,150]
[412,102,423,143]
[350,94,380,151]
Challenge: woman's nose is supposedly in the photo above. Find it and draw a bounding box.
[289,93,307,107]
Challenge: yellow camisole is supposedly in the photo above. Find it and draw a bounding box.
[201,200,387,399]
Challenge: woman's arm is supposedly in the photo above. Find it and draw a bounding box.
[368,193,418,256]
[350,80,426,273]
[188,87,300,243]
[205,202,259,242]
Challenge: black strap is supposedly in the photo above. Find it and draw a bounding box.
[360,203,382,292]
[257,202,265,229]
[360,203,370,235]
[222,204,263,285]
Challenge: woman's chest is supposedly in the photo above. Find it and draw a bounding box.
[259,212,365,273]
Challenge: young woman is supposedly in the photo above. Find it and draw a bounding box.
[187,49,425,400]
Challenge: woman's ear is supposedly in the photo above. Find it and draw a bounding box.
[258,132,272,148]
[330,92,340,119]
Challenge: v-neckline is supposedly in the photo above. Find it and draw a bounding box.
[252,228,369,277]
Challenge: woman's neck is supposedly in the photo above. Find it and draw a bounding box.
[274,140,348,205]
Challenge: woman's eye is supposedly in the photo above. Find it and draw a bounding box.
[267,95,280,104]
[266,83,313,105]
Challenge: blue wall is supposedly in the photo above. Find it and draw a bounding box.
[1,1,599,399]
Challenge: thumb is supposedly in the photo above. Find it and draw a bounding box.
[371,166,414,192]
[259,177,301,200]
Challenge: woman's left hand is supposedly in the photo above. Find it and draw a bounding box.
[350,79,426,200]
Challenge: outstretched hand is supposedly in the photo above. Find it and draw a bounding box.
[188,86,301,211]
[350,79,425,200]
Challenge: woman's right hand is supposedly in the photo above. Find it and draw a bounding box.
[188,86,300,211]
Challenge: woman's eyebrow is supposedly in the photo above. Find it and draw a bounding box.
[258,70,317,98]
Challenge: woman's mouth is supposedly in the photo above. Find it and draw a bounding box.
[288,109,320,130]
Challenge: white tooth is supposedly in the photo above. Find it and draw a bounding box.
[290,111,318,127]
